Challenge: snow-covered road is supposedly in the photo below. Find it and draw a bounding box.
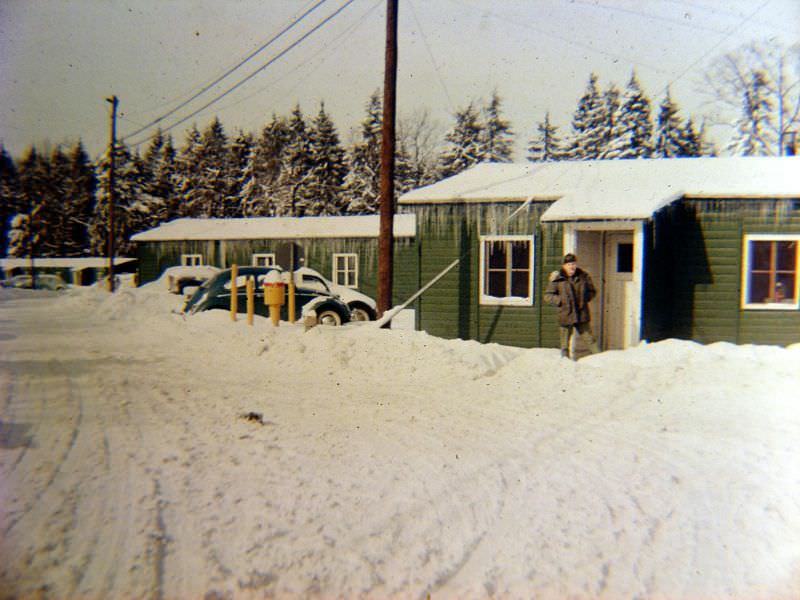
[1,285,799,599]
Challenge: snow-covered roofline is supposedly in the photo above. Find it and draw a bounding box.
[399,157,800,222]
[131,214,416,242]
[1,257,136,270]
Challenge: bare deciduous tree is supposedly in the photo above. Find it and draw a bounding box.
[704,40,800,156]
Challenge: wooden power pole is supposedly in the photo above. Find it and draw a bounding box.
[377,0,398,317]
[106,95,119,292]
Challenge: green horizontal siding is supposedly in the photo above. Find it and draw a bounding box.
[646,198,800,346]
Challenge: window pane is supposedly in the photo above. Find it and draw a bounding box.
[488,242,506,268]
[750,241,772,271]
[346,272,356,287]
[617,243,633,273]
[776,241,797,271]
[487,271,506,297]
[511,241,530,268]
[748,272,771,303]
[511,271,529,297]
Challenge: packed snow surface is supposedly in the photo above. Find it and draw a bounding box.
[1,284,798,599]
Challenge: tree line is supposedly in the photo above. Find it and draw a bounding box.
[1,40,797,259]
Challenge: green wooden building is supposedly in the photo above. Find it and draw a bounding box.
[131,214,418,306]
[397,157,800,348]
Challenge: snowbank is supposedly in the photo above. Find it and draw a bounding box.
[1,285,798,599]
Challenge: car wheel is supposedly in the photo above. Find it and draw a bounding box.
[316,308,342,326]
[350,306,372,322]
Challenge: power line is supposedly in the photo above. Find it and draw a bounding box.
[126,0,358,147]
[121,0,330,143]
[408,0,456,114]
[213,0,383,119]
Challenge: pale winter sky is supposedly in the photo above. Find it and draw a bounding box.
[1,0,798,160]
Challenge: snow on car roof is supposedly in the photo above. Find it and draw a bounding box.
[398,156,800,221]
[131,214,416,242]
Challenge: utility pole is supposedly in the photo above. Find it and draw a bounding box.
[106,95,119,292]
[377,0,398,318]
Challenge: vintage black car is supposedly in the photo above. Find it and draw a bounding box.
[182,267,352,325]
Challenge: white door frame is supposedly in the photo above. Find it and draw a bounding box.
[561,221,645,349]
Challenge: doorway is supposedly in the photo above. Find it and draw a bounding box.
[573,228,638,351]
[602,232,634,350]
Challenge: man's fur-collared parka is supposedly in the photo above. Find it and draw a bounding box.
[543,267,597,326]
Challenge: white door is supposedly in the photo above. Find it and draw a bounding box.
[603,232,634,350]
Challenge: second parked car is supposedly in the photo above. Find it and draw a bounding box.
[182,267,352,325]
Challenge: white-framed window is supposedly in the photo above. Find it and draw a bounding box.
[741,234,799,310]
[252,253,276,267]
[479,235,535,306]
[181,254,203,266]
[333,253,358,288]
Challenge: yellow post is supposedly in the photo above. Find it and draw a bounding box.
[230,263,238,321]
[263,276,285,327]
[287,270,296,323]
[246,276,254,326]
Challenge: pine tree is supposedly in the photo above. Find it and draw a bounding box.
[481,91,514,162]
[226,130,253,217]
[0,145,21,256]
[654,90,685,157]
[345,91,383,214]
[62,141,97,255]
[174,125,203,217]
[15,147,50,258]
[527,112,564,162]
[602,71,653,159]
[40,145,71,256]
[254,115,291,212]
[274,106,314,216]
[568,73,607,159]
[439,102,484,177]
[303,103,347,216]
[196,118,230,217]
[91,143,144,256]
[726,69,775,156]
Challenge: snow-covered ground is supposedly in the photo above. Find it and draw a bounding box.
[1,283,799,599]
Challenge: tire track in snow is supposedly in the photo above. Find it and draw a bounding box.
[2,359,84,538]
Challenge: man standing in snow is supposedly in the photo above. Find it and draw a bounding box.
[544,253,600,360]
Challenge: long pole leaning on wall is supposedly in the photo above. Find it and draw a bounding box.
[106,95,119,292]
[377,0,398,320]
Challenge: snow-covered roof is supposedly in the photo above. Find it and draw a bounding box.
[1,257,136,270]
[399,157,800,221]
[131,214,416,242]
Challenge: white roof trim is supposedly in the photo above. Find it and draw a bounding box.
[399,157,800,222]
[131,214,416,242]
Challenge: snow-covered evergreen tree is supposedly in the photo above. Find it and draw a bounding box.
[254,115,291,210]
[304,103,348,216]
[654,89,686,158]
[527,112,564,162]
[726,69,775,156]
[274,106,314,216]
[602,71,653,159]
[62,141,97,255]
[568,73,607,159]
[705,41,799,156]
[481,91,514,162]
[91,143,144,256]
[439,102,484,177]
[195,118,230,217]
[15,147,50,258]
[226,130,253,217]
[345,91,383,214]
[1,145,21,256]
[174,125,203,217]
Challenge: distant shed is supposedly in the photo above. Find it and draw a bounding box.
[0,257,137,286]
[131,214,418,305]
